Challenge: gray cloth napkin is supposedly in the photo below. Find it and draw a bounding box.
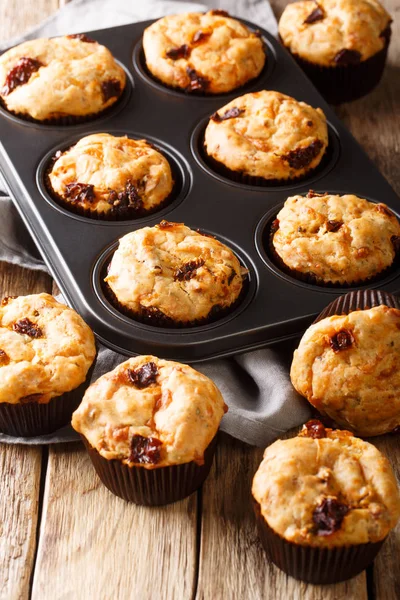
[0,0,311,447]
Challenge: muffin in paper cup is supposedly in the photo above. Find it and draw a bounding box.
[278,1,392,104]
[142,10,266,95]
[203,91,328,186]
[252,421,400,584]
[45,134,175,221]
[269,191,400,287]
[0,35,126,124]
[0,293,96,437]
[291,289,400,436]
[72,355,227,506]
[103,221,247,327]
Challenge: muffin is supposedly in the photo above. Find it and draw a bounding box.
[290,293,400,436]
[252,420,400,583]
[104,221,246,326]
[271,191,400,285]
[142,10,265,94]
[72,355,227,505]
[0,293,96,436]
[204,91,328,184]
[0,35,126,122]
[279,0,392,104]
[46,134,174,220]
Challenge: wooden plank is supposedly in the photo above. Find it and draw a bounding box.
[370,434,400,600]
[196,432,367,600]
[32,443,198,600]
[0,444,42,600]
[0,0,59,43]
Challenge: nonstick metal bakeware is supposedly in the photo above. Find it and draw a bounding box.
[1,18,399,362]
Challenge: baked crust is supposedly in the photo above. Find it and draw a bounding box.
[204,91,328,180]
[142,11,265,94]
[279,0,391,67]
[252,426,400,546]
[290,305,400,435]
[105,222,245,322]
[0,294,96,405]
[48,134,174,215]
[72,355,227,468]
[273,193,400,283]
[0,36,126,120]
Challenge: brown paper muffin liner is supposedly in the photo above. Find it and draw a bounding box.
[281,31,391,105]
[202,145,327,187]
[82,434,217,505]
[0,360,95,437]
[103,278,247,328]
[313,288,400,323]
[253,500,385,584]
[268,222,400,288]
[0,90,125,126]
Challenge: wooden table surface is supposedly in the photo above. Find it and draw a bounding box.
[0,1,399,598]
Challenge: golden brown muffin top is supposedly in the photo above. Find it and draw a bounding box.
[279,0,391,67]
[204,91,328,180]
[272,192,400,284]
[105,221,245,323]
[142,10,265,94]
[290,305,400,436]
[252,421,400,546]
[72,355,227,468]
[48,134,174,216]
[0,294,96,405]
[0,36,126,120]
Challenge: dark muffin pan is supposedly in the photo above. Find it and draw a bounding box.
[1,19,399,362]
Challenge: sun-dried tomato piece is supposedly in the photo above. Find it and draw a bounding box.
[379,23,392,46]
[211,107,245,122]
[166,44,191,60]
[304,5,324,24]
[307,190,325,198]
[157,220,176,230]
[65,182,95,203]
[175,258,205,281]
[101,79,121,102]
[209,9,230,16]
[107,181,143,212]
[301,419,326,438]
[67,33,96,43]
[376,203,394,217]
[391,236,400,253]
[13,318,43,338]
[127,361,158,389]
[326,220,342,232]
[313,498,349,535]
[20,393,43,404]
[192,30,211,44]
[0,350,10,366]
[1,296,17,306]
[2,57,43,96]
[186,67,209,92]
[283,140,323,169]
[271,218,280,233]
[329,329,354,352]
[334,49,361,66]
[129,434,163,465]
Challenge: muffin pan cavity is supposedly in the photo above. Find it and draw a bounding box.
[191,119,341,191]
[255,195,400,293]
[1,19,400,360]
[132,34,276,100]
[36,130,191,223]
[0,61,133,129]
[92,232,257,332]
